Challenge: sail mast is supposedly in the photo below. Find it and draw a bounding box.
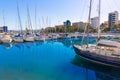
[2,10,5,26]
[17,2,23,35]
[86,0,92,48]
[97,0,101,42]
[27,5,33,33]
[35,6,37,32]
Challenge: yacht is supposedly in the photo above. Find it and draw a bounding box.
[1,33,12,44]
[73,0,120,67]
[34,33,41,41]
[23,32,34,42]
[23,5,35,42]
[14,33,23,43]
[14,3,24,43]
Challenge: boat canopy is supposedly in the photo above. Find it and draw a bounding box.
[97,40,120,48]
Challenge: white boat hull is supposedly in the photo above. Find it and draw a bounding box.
[14,38,24,43]
[34,37,41,41]
[1,38,12,44]
[24,37,34,42]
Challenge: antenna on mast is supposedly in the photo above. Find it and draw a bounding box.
[2,10,5,26]
[97,0,101,42]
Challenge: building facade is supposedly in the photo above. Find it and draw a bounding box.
[0,26,8,33]
[108,11,119,30]
[72,22,85,29]
[91,17,99,29]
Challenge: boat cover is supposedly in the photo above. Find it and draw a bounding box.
[97,40,120,48]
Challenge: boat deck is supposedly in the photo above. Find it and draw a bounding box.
[75,45,120,59]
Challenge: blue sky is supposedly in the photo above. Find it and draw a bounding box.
[0,0,120,30]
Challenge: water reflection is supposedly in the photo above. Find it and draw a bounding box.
[14,43,23,49]
[35,42,43,46]
[72,55,120,80]
[1,43,13,50]
[57,37,96,48]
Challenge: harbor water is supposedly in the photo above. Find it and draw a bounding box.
[0,38,120,80]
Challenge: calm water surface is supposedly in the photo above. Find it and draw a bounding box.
[0,38,120,80]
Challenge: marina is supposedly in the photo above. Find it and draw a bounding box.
[0,32,120,44]
[0,0,120,80]
[0,38,119,80]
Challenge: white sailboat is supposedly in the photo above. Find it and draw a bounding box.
[14,2,23,43]
[1,33,12,44]
[73,0,120,67]
[34,6,41,41]
[24,5,34,42]
[1,11,12,44]
[24,33,34,42]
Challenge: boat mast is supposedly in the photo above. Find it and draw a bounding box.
[97,0,101,42]
[86,0,92,48]
[17,2,23,36]
[35,6,37,33]
[27,5,33,33]
[2,10,5,26]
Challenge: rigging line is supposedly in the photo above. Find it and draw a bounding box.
[79,0,87,21]
[39,18,41,29]
[42,16,45,29]
[111,0,118,10]
[81,0,90,21]
[35,6,37,30]
[39,18,43,33]
[27,5,33,33]
[17,1,23,34]
[114,0,120,11]
[81,21,88,45]
[77,0,87,32]
[81,0,93,45]
[105,0,112,12]
[80,0,89,44]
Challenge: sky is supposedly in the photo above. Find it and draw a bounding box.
[0,0,120,30]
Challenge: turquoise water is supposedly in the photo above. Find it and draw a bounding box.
[0,38,119,80]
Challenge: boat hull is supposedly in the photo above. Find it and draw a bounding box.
[73,45,120,68]
[24,37,34,42]
[1,38,12,44]
[14,38,24,43]
[34,37,41,41]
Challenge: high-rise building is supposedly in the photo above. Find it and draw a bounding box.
[63,20,71,27]
[108,11,119,30]
[91,17,99,29]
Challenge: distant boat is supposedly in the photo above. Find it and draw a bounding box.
[34,6,41,41]
[73,0,120,67]
[1,33,12,44]
[24,32,34,42]
[34,33,41,41]
[0,10,12,44]
[0,33,4,43]
[23,5,35,42]
[14,2,23,43]
[14,32,23,43]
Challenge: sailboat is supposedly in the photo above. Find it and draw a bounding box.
[1,33,12,44]
[34,6,41,41]
[23,5,34,42]
[1,11,12,44]
[14,2,24,43]
[73,0,120,67]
